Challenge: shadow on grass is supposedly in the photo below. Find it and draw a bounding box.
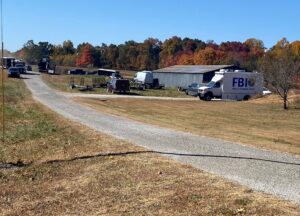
[1,150,299,170]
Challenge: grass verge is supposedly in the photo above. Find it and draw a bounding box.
[0,74,300,215]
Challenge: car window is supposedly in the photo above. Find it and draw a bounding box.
[214,82,221,88]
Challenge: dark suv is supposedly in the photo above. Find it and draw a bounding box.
[8,67,21,78]
[15,64,26,74]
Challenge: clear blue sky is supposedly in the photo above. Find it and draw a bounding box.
[3,0,300,51]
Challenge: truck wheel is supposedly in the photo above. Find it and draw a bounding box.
[204,93,212,101]
[243,95,250,101]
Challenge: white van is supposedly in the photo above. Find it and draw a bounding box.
[199,70,263,101]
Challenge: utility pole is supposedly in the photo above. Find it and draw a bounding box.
[1,0,4,144]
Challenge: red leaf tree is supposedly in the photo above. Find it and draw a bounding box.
[76,44,94,67]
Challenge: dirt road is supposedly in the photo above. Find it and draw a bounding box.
[24,73,300,203]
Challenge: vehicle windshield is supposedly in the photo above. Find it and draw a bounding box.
[10,68,18,72]
[206,81,215,88]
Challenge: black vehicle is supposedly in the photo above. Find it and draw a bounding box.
[107,78,130,94]
[38,57,56,73]
[97,69,121,78]
[8,67,20,78]
[185,83,204,96]
[2,57,15,69]
[68,69,86,75]
[25,65,32,71]
[38,57,49,72]
[15,63,26,74]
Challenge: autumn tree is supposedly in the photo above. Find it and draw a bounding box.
[102,44,119,69]
[259,39,300,109]
[62,40,75,55]
[117,41,140,70]
[177,51,194,65]
[243,38,265,71]
[21,40,54,64]
[159,36,182,67]
[22,40,39,64]
[194,47,217,65]
[136,38,161,70]
[76,44,94,67]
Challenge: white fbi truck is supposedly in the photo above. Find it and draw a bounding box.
[199,70,263,101]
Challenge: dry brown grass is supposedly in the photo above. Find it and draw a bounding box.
[1,143,300,215]
[76,94,300,155]
[1,76,300,215]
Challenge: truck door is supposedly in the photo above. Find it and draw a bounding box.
[213,81,222,97]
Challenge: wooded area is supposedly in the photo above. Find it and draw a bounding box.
[14,37,300,72]
[15,37,299,71]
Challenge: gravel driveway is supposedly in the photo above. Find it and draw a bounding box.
[24,73,300,203]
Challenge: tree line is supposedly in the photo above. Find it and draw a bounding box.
[15,37,276,71]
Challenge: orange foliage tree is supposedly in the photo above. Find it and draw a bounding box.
[76,44,94,67]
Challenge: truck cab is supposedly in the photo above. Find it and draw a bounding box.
[199,74,223,100]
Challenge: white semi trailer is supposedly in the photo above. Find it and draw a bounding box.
[199,70,263,101]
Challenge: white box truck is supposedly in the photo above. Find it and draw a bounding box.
[199,70,263,101]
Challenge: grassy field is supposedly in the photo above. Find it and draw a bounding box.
[41,73,190,98]
[76,95,300,155]
[0,73,300,214]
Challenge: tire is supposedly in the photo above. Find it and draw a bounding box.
[204,92,212,101]
[243,95,250,101]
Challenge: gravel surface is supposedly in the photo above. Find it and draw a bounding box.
[62,92,198,101]
[24,73,300,203]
